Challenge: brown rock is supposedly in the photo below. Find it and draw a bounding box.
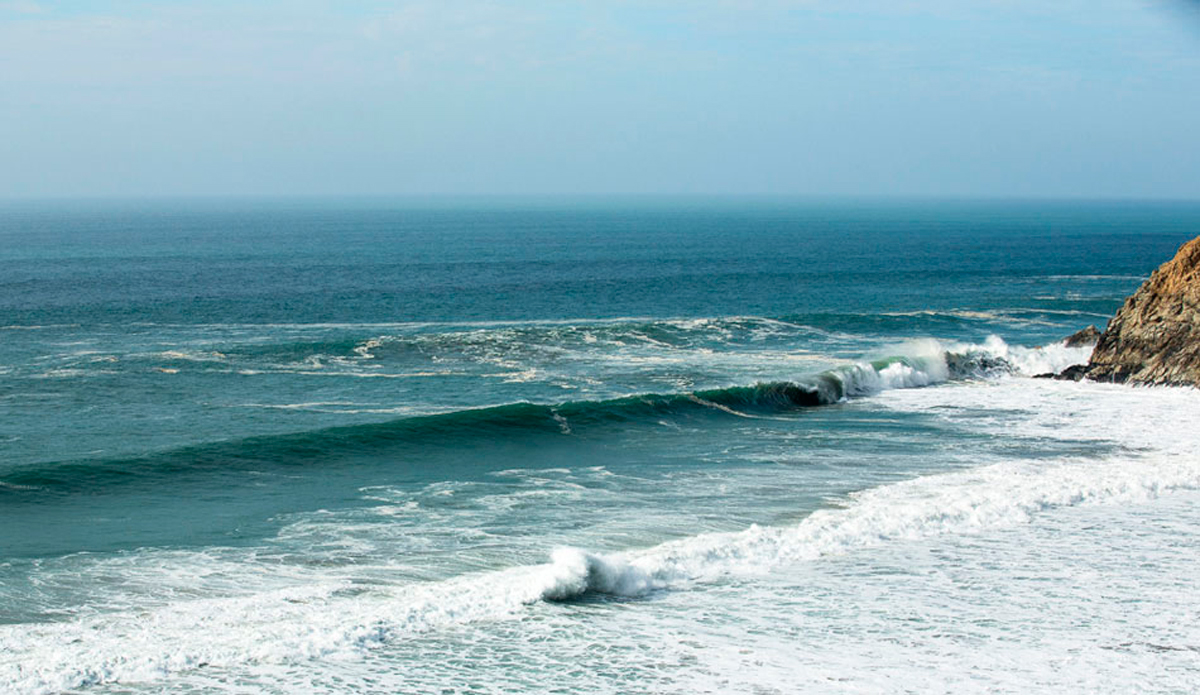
[1085,236,1200,386]
[1063,325,1100,348]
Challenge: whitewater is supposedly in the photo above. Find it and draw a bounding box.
[3,200,1200,694]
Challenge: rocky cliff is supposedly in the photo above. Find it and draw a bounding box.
[1085,236,1200,386]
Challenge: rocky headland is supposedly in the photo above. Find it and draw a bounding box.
[1067,236,1200,387]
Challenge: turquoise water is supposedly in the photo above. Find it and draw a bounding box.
[2,199,1199,693]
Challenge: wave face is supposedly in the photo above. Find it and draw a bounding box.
[0,336,1088,499]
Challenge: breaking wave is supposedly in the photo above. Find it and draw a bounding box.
[0,337,1091,497]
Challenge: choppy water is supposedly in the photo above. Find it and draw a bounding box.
[2,199,1199,694]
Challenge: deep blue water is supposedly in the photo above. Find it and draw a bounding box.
[2,198,1188,326]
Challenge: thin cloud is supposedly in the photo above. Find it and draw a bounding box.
[0,0,45,14]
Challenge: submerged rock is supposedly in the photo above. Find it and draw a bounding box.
[944,351,1013,379]
[1031,327,1101,379]
[1054,364,1090,382]
[1085,236,1200,386]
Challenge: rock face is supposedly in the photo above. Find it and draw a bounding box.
[1085,236,1200,386]
[1064,325,1100,348]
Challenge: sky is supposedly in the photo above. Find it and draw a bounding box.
[1,0,1198,199]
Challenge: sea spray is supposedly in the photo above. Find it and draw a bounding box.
[538,548,653,601]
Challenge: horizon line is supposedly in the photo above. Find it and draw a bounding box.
[3,192,1200,205]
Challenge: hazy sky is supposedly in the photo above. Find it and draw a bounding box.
[1,1,1198,198]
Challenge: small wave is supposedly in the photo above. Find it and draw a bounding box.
[1043,274,1148,281]
[31,368,116,379]
[155,350,227,362]
[236,402,418,415]
[484,368,541,383]
[1004,308,1111,317]
[873,308,1110,328]
[880,310,1004,320]
[0,324,80,331]
[352,338,383,359]
[237,401,380,409]
[279,370,457,379]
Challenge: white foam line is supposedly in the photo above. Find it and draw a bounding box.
[235,401,383,410]
[230,370,459,379]
[1043,274,1148,281]
[0,324,81,331]
[686,394,782,420]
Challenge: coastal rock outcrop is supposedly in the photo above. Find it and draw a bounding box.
[1085,236,1200,386]
[1063,325,1100,348]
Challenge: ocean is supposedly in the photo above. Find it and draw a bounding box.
[2,198,1199,693]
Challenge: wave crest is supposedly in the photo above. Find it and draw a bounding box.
[0,336,1087,497]
[538,548,653,601]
